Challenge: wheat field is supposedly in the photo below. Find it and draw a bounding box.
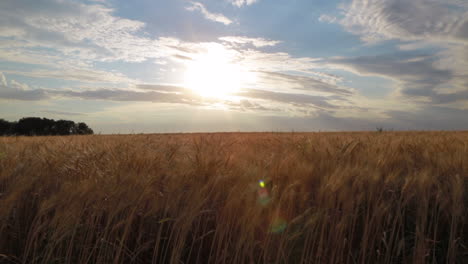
[0,132,467,263]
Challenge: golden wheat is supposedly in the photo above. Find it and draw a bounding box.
[0,132,467,263]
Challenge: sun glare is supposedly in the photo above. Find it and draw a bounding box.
[183,45,254,98]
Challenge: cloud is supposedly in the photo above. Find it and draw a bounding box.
[235,89,344,110]
[0,72,351,114]
[186,2,233,25]
[258,71,351,95]
[0,0,182,63]
[10,79,30,90]
[164,40,323,74]
[57,88,203,104]
[325,52,466,105]
[328,53,450,90]
[236,99,273,111]
[325,50,468,107]
[41,110,86,116]
[0,0,332,92]
[0,72,7,87]
[0,73,49,101]
[136,84,352,113]
[219,36,281,47]
[228,0,259,7]
[330,0,468,108]
[234,49,322,74]
[54,86,349,115]
[0,88,49,101]
[54,86,275,113]
[339,0,468,44]
[0,0,377,122]
[136,84,188,93]
[219,99,277,112]
[430,90,468,105]
[3,68,136,84]
[318,14,337,23]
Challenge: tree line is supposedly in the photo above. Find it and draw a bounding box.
[0,117,93,136]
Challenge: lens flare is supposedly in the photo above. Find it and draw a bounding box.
[270,216,287,233]
[257,179,271,205]
[256,179,287,232]
[270,210,287,234]
[258,188,270,206]
[259,180,265,188]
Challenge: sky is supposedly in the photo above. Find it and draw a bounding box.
[0,0,467,133]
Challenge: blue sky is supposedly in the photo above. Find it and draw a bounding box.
[0,0,467,133]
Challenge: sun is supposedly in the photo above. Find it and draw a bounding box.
[183,45,253,98]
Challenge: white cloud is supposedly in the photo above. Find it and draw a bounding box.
[318,14,337,23]
[234,49,322,74]
[5,0,462,117]
[0,0,342,109]
[186,2,233,25]
[0,74,49,101]
[257,71,351,96]
[3,68,136,85]
[0,72,7,87]
[41,110,85,116]
[10,80,30,91]
[219,36,281,47]
[0,0,179,63]
[0,0,322,88]
[229,0,259,7]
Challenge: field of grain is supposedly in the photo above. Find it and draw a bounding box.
[0,132,467,263]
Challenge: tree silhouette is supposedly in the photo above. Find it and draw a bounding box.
[52,120,76,135]
[0,119,14,135]
[15,117,49,136]
[0,117,93,136]
[76,122,94,135]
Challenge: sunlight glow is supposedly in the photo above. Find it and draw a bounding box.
[183,45,255,98]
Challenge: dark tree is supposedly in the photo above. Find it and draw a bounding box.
[0,117,94,136]
[15,117,46,136]
[51,120,76,135]
[0,119,13,135]
[75,122,94,135]
[14,117,56,136]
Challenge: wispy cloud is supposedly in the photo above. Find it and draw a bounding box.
[3,68,136,84]
[318,14,337,23]
[0,72,7,87]
[229,0,259,8]
[219,36,281,47]
[0,70,353,115]
[0,73,49,101]
[339,0,468,44]
[41,110,86,116]
[325,52,468,107]
[0,0,184,63]
[235,89,344,110]
[257,71,350,95]
[186,2,232,25]
[331,0,468,109]
[0,88,49,101]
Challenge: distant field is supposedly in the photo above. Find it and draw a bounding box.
[0,132,467,263]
